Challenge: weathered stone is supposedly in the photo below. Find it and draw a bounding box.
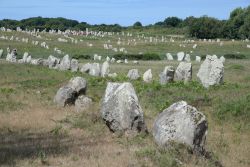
[127,69,140,80]
[22,52,29,63]
[0,49,3,58]
[89,63,101,76]
[67,77,87,95]
[143,69,153,83]
[101,61,110,77]
[184,54,191,62]
[108,73,117,78]
[174,62,192,83]
[153,101,207,152]
[166,53,173,60]
[59,54,71,71]
[47,55,60,69]
[80,63,91,73]
[101,82,147,133]
[6,53,16,63]
[26,56,32,64]
[71,59,79,72]
[195,56,201,62]
[197,55,224,88]
[159,66,175,85]
[177,52,185,61]
[219,56,225,63]
[75,95,93,112]
[30,58,43,65]
[54,86,77,107]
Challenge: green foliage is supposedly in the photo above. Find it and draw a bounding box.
[72,54,91,60]
[216,95,250,121]
[228,64,245,70]
[224,54,246,59]
[18,79,59,89]
[133,21,143,27]
[113,53,162,60]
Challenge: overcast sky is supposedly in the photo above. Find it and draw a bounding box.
[0,0,249,26]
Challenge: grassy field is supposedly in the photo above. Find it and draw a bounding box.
[0,29,250,167]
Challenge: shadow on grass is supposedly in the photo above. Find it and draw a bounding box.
[0,131,75,165]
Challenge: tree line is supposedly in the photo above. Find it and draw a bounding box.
[0,6,249,39]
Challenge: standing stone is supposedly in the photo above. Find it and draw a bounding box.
[89,63,101,76]
[75,95,93,112]
[67,77,87,95]
[59,54,71,71]
[166,53,173,61]
[6,52,16,63]
[174,62,192,83]
[159,66,175,85]
[219,56,226,63]
[0,49,4,58]
[22,52,29,63]
[80,63,92,73]
[100,82,147,133]
[143,69,153,83]
[71,59,79,72]
[177,52,185,61]
[184,54,191,62]
[54,86,77,107]
[47,55,60,68]
[101,61,110,77]
[127,69,140,80]
[195,56,201,62]
[197,55,224,88]
[153,101,207,152]
[26,56,32,64]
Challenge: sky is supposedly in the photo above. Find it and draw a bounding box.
[0,0,249,26]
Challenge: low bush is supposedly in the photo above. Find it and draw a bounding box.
[72,54,91,60]
[224,54,246,59]
[113,53,162,60]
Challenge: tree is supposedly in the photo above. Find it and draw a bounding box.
[133,21,143,27]
[164,17,182,27]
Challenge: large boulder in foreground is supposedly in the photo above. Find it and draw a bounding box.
[197,55,224,88]
[174,62,192,83]
[101,82,147,133]
[67,77,87,95]
[54,86,77,107]
[153,101,207,152]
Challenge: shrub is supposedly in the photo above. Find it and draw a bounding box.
[72,54,91,60]
[112,53,161,60]
[224,54,246,59]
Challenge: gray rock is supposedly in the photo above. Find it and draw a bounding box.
[159,66,175,85]
[174,62,192,83]
[197,55,224,88]
[26,56,32,64]
[67,77,87,95]
[101,61,110,77]
[195,56,201,62]
[6,53,16,63]
[101,82,147,133]
[108,73,117,78]
[0,49,3,58]
[75,95,93,112]
[89,63,101,76]
[177,52,185,61]
[166,53,174,61]
[71,59,79,72]
[184,54,191,62]
[54,86,77,107]
[153,101,207,152]
[143,69,153,83]
[127,69,140,80]
[47,55,60,69]
[30,58,43,65]
[80,63,91,73]
[59,54,71,71]
[22,52,29,63]
[219,56,226,63]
